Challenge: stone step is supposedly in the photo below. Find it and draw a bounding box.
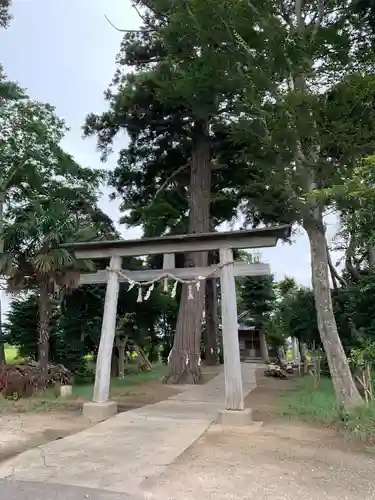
[242,358,264,364]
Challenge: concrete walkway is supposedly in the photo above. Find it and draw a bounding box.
[0,364,257,498]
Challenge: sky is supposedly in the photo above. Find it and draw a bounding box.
[0,0,342,318]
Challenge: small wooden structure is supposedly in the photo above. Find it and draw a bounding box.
[238,325,267,362]
[62,225,290,423]
[236,311,269,362]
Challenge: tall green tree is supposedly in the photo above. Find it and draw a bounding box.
[238,275,276,332]
[84,0,269,383]
[280,286,319,349]
[179,0,375,409]
[0,195,106,379]
[0,96,63,365]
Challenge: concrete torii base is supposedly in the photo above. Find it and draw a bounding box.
[217,408,253,426]
[83,401,118,423]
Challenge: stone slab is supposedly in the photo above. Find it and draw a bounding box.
[0,480,141,500]
[82,401,118,423]
[0,412,213,494]
[207,421,263,435]
[130,400,220,421]
[217,408,253,426]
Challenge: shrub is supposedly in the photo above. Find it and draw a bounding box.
[0,362,72,399]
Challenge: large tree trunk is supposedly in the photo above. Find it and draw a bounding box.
[204,277,218,365]
[164,120,211,384]
[305,217,363,410]
[0,193,6,366]
[38,282,50,381]
[369,246,375,268]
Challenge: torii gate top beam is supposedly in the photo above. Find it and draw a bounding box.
[62,225,291,260]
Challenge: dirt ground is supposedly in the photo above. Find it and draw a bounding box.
[244,368,297,420]
[144,368,375,500]
[4,366,375,500]
[0,377,180,464]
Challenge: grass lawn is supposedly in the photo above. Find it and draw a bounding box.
[72,363,168,400]
[280,376,339,424]
[0,363,169,413]
[280,376,375,445]
[4,344,21,363]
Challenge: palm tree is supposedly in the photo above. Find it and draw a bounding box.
[0,198,100,380]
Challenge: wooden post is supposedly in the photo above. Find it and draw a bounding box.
[93,255,121,403]
[219,247,244,410]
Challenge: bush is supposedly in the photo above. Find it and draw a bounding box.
[4,292,98,376]
[0,364,44,398]
[73,363,95,385]
[0,362,72,399]
[161,342,172,365]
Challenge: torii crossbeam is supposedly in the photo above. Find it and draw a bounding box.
[62,225,291,423]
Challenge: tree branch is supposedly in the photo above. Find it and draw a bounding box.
[278,1,293,26]
[131,2,150,25]
[295,0,305,33]
[153,163,190,199]
[311,0,324,41]
[345,232,361,281]
[130,2,160,30]
[327,246,346,288]
[104,14,156,33]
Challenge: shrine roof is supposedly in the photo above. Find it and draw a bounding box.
[62,225,291,259]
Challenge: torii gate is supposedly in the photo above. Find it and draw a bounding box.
[63,225,291,423]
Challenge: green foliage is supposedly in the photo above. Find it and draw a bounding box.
[265,315,287,351]
[0,83,105,212]
[280,287,319,347]
[266,277,318,349]
[0,199,97,291]
[280,377,339,425]
[4,273,178,372]
[333,274,375,352]
[277,277,297,298]
[4,292,87,372]
[0,98,65,200]
[238,275,276,330]
[281,376,375,444]
[0,0,11,28]
[58,285,105,359]
[0,65,23,101]
[342,402,375,443]
[352,0,375,32]
[350,341,375,372]
[330,157,375,269]
[83,0,285,238]
[4,295,43,360]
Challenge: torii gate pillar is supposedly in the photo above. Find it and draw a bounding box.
[62,225,291,424]
[219,248,243,410]
[83,255,121,422]
[217,247,253,426]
